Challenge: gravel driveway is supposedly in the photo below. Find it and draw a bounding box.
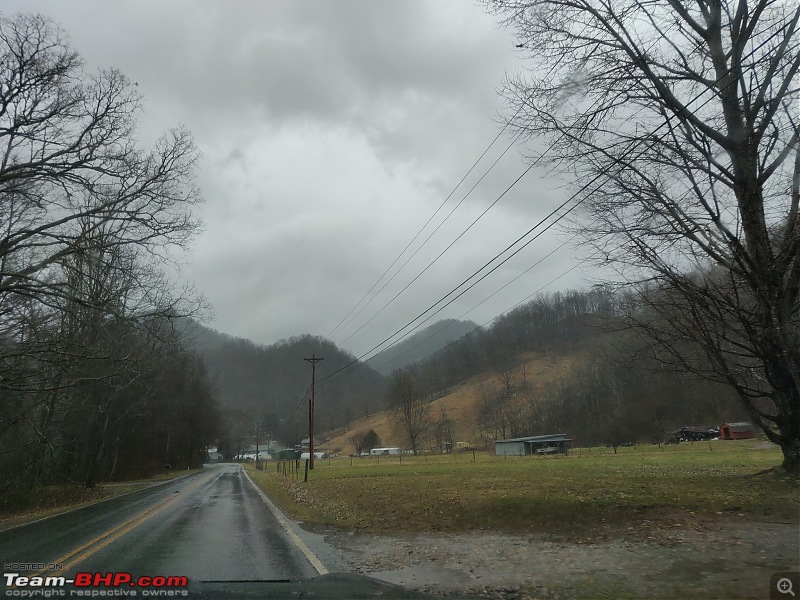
[303,520,798,599]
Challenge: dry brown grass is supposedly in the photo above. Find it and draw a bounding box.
[321,351,580,455]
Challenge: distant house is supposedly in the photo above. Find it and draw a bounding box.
[719,422,757,440]
[494,434,571,456]
[206,446,223,461]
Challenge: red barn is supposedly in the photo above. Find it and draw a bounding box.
[719,422,757,440]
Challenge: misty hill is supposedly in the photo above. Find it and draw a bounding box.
[366,319,479,376]
[180,320,386,445]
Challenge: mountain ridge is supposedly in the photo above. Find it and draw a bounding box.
[178,319,386,447]
[366,318,480,375]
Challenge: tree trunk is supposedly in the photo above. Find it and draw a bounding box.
[781,438,800,475]
[777,405,800,475]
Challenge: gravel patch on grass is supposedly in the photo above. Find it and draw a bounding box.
[305,520,799,599]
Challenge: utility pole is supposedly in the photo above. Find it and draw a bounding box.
[303,354,324,470]
[255,418,261,470]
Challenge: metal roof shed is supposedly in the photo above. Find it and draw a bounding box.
[494,434,571,456]
[719,422,757,440]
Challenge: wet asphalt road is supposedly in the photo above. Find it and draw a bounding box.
[0,464,319,583]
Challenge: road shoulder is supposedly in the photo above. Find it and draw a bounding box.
[241,465,351,575]
[306,520,798,599]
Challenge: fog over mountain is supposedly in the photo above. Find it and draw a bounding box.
[366,319,480,376]
[180,319,386,445]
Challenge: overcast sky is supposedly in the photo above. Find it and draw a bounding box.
[7,1,597,358]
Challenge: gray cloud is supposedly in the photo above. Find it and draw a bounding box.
[7,1,593,356]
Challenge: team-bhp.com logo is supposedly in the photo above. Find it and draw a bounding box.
[4,572,188,597]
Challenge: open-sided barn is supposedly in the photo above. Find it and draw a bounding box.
[494,434,571,456]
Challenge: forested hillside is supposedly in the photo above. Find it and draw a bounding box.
[189,282,748,461]
[183,322,386,454]
[371,287,747,451]
[366,319,479,376]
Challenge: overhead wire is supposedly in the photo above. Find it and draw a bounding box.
[334,91,612,348]
[311,25,781,389]
[396,237,633,375]
[285,384,312,426]
[338,237,636,384]
[336,155,539,347]
[319,188,588,386]
[355,198,583,354]
[388,260,588,376]
[333,130,525,344]
[294,19,781,404]
[366,240,569,373]
[327,104,527,342]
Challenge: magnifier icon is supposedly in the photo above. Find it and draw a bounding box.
[778,578,796,596]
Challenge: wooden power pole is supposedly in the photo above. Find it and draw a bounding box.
[303,354,324,470]
[254,417,261,470]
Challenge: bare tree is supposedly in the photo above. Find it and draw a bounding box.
[350,432,365,456]
[387,368,429,455]
[434,405,454,453]
[486,0,800,473]
[0,14,215,497]
[478,371,529,439]
[0,14,202,335]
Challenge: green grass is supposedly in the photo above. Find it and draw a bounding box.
[249,441,798,536]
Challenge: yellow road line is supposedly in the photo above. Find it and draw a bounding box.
[241,466,329,575]
[30,472,212,580]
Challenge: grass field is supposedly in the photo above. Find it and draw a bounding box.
[247,440,799,537]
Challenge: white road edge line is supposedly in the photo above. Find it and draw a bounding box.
[241,465,329,576]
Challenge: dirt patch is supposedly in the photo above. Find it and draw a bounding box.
[306,520,799,599]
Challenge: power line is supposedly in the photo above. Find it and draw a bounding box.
[320,194,584,385]
[338,238,626,385]
[394,261,587,375]
[399,241,630,375]
[333,131,524,343]
[333,92,608,347]
[366,240,569,373]
[360,199,582,356]
[337,157,539,347]
[329,258,590,390]
[286,384,312,426]
[327,107,525,341]
[313,27,780,388]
